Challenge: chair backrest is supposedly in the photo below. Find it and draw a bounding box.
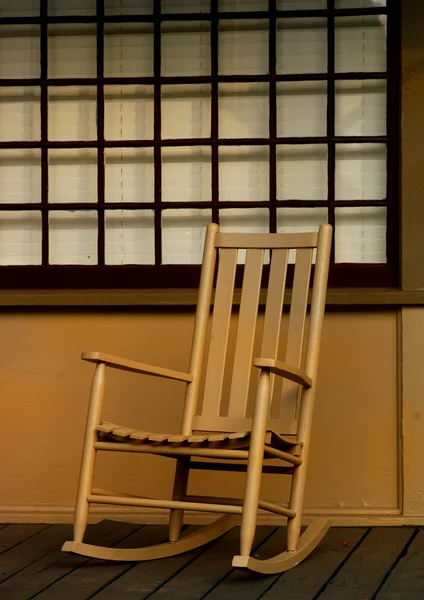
[180,223,332,437]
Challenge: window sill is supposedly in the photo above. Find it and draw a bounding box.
[0,288,422,308]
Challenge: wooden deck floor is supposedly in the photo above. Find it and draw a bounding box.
[0,521,422,599]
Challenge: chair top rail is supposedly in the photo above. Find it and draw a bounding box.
[215,232,318,250]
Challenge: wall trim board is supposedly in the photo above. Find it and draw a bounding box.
[0,288,424,308]
[0,504,412,528]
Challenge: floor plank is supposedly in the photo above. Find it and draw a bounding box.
[0,524,48,556]
[376,529,424,600]
[1,522,422,600]
[318,527,416,600]
[18,521,147,600]
[200,526,288,600]
[259,527,368,600]
[90,526,210,600]
[145,526,275,600]
[0,520,141,600]
[0,524,72,584]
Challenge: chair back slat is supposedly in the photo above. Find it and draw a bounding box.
[201,247,238,419]
[260,249,289,411]
[189,225,331,438]
[228,249,264,419]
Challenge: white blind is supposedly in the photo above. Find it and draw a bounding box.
[0,0,389,268]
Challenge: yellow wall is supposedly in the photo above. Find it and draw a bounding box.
[0,310,400,523]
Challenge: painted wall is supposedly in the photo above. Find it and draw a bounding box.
[0,310,399,523]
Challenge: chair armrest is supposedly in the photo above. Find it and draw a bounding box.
[253,358,312,388]
[81,351,193,383]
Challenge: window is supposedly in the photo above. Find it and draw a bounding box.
[0,0,400,289]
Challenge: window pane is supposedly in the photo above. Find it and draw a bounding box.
[162,84,211,139]
[104,85,154,141]
[104,0,153,15]
[219,146,269,202]
[49,210,98,265]
[277,206,328,263]
[277,207,328,233]
[162,208,211,264]
[0,211,41,266]
[335,0,386,7]
[219,19,268,75]
[0,25,40,78]
[335,16,387,73]
[48,24,97,78]
[162,22,211,77]
[162,0,210,12]
[48,149,97,204]
[104,23,153,78]
[335,143,386,200]
[162,147,211,202]
[277,81,327,138]
[219,208,269,264]
[0,0,39,17]
[335,80,387,137]
[105,209,155,265]
[220,0,268,9]
[277,0,326,7]
[277,144,327,200]
[335,207,386,263]
[105,148,154,204]
[48,0,96,15]
[277,18,327,74]
[49,87,97,142]
[0,87,40,142]
[0,150,41,204]
[219,83,269,139]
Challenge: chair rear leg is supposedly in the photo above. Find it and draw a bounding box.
[169,458,190,542]
[73,363,106,543]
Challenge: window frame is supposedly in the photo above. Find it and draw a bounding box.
[0,0,401,290]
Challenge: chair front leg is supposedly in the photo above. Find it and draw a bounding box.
[286,385,315,552]
[169,458,190,542]
[74,363,106,542]
[240,369,271,557]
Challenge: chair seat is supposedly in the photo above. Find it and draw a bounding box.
[97,421,302,453]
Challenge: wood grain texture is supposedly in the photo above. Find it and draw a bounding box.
[0,523,48,556]
[260,527,368,599]
[0,520,141,600]
[144,526,274,600]
[376,529,424,599]
[319,527,415,600]
[0,523,420,599]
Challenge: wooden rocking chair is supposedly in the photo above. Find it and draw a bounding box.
[62,222,332,574]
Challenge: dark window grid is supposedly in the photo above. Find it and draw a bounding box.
[211,0,219,224]
[0,2,399,289]
[327,0,335,264]
[0,72,389,87]
[40,0,48,266]
[0,137,389,149]
[385,0,401,290]
[0,200,389,211]
[268,0,277,234]
[96,0,105,266]
[0,4,389,26]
